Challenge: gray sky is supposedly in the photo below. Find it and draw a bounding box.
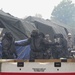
[0,0,75,19]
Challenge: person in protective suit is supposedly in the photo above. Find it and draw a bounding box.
[1,32,18,59]
[15,30,59,61]
[15,30,45,61]
[39,33,52,59]
[52,34,68,59]
[67,33,73,57]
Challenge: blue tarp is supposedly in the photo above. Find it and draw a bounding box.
[0,39,31,59]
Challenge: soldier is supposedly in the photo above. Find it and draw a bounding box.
[67,33,73,57]
[43,34,52,59]
[1,32,17,59]
[53,34,68,59]
[15,30,45,61]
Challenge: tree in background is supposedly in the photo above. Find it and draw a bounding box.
[51,0,75,26]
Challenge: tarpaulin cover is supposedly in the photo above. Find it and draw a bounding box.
[25,16,68,42]
[0,10,37,41]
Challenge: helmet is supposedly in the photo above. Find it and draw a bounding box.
[31,30,39,37]
[68,33,71,36]
[5,32,13,38]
